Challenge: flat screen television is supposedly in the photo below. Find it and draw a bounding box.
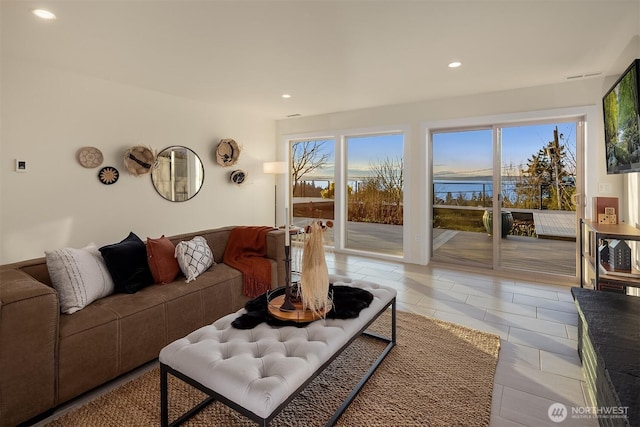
[603,59,640,174]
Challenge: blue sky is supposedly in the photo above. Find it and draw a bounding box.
[294,122,577,181]
[298,134,404,179]
[433,122,577,179]
[347,134,403,175]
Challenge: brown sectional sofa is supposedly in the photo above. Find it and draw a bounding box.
[0,226,285,427]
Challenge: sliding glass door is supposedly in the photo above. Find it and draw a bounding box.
[431,119,581,277]
[289,131,404,258]
[432,129,494,268]
[290,138,335,245]
[345,133,403,256]
[499,122,578,275]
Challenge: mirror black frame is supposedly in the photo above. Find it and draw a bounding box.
[151,146,204,202]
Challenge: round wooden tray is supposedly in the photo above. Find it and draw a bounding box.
[267,294,332,322]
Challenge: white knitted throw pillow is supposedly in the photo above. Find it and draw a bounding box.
[45,244,115,314]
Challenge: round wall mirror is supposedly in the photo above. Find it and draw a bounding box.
[151,146,204,202]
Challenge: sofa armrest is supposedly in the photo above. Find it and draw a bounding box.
[265,229,286,287]
[0,269,58,427]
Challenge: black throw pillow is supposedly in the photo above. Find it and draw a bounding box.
[99,232,154,294]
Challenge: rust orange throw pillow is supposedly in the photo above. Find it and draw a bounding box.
[147,235,180,284]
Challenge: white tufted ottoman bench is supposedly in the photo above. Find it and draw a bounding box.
[159,278,396,426]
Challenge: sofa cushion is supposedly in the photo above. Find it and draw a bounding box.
[99,232,154,294]
[147,235,180,284]
[93,289,168,372]
[45,244,115,314]
[175,236,214,283]
[57,300,120,403]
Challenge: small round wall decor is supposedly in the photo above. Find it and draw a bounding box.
[77,146,103,168]
[215,139,240,167]
[98,166,119,185]
[229,169,247,185]
[123,145,155,176]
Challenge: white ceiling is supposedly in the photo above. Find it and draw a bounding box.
[2,1,639,119]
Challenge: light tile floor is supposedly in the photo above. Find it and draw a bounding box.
[324,252,598,427]
[33,252,599,427]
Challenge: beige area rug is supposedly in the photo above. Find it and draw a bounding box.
[46,311,500,427]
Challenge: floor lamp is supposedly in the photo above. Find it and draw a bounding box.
[263,161,287,227]
[263,161,295,309]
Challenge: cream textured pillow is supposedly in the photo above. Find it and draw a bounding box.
[175,236,214,283]
[45,244,115,314]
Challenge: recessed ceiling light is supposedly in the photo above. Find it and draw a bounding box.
[448,61,462,68]
[281,94,292,99]
[32,9,56,20]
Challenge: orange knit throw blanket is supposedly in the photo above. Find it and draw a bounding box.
[223,226,276,298]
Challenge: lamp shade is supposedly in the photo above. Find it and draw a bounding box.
[263,161,287,174]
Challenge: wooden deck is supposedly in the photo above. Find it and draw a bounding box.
[432,228,576,276]
[293,208,578,277]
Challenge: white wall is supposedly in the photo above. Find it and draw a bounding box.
[0,58,276,264]
[3,58,639,267]
[277,77,640,265]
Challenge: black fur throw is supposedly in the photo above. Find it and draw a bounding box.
[231,284,374,329]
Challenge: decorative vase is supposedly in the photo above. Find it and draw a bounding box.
[300,221,330,317]
[482,210,514,238]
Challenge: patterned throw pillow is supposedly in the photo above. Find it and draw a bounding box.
[45,244,115,314]
[175,236,215,283]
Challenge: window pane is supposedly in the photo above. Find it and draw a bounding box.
[500,122,577,275]
[432,129,493,268]
[291,139,335,247]
[346,133,403,255]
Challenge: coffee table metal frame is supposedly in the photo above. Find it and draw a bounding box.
[160,297,396,427]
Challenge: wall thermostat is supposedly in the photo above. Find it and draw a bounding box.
[15,159,27,172]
